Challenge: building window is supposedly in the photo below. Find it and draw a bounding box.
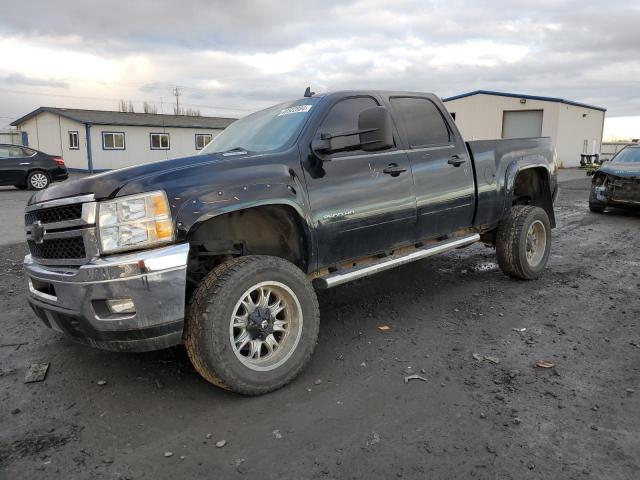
[68,131,79,150]
[150,133,170,150]
[195,133,212,150]
[102,132,125,150]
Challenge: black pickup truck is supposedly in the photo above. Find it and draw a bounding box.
[24,90,557,394]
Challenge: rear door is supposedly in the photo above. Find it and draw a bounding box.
[303,95,416,267]
[388,96,475,239]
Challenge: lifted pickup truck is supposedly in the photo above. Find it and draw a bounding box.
[24,90,557,394]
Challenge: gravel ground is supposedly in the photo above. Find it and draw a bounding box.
[1,174,639,479]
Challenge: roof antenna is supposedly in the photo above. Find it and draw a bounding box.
[304,86,315,98]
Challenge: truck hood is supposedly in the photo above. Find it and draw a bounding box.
[28,153,225,205]
[598,162,640,178]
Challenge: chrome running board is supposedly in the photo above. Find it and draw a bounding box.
[313,234,480,289]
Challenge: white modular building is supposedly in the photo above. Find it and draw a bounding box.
[11,108,236,172]
[443,91,606,168]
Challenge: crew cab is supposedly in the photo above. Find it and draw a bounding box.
[589,143,640,212]
[23,90,557,394]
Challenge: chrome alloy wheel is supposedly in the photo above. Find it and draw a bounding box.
[229,281,303,371]
[525,220,547,267]
[30,172,48,189]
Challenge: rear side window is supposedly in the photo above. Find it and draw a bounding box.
[319,96,379,152]
[390,97,450,147]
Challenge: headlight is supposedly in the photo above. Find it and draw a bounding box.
[97,191,174,254]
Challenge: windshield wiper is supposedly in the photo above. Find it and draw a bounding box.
[220,147,251,156]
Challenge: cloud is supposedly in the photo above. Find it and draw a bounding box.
[0,72,68,88]
[0,0,639,129]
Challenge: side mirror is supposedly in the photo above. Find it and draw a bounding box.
[358,106,393,151]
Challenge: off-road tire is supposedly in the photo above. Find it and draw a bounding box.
[27,170,50,190]
[588,186,606,213]
[184,255,320,395]
[496,205,551,280]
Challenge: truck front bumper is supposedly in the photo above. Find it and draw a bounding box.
[24,243,189,352]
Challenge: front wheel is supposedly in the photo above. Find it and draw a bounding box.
[184,255,320,395]
[496,205,551,280]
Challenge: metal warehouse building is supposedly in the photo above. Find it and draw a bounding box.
[10,108,236,172]
[443,91,606,168]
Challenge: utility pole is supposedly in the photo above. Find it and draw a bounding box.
[173,87,181,114]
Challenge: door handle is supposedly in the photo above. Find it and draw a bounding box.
[20,162,31,165]
[447,155,466,167]
[382,163,407,176]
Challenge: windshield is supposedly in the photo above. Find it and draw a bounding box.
[612,147,640,163]
[200,98,320,155]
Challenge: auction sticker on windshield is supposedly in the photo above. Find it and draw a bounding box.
[277,105,313,116]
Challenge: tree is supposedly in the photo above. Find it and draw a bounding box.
[118,99,135,113]
[143,102,158,114]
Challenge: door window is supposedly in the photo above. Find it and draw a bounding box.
[319,97,379,152]
[390,97,451,147]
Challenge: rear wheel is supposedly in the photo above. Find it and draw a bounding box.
[496,205,551,280]
[184,255,320,395]
[27,170,50,190]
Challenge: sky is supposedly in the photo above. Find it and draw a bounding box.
[0,0,639,139]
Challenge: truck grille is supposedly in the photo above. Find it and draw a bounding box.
[25,195,97,265]
[24,204,83,225]
[27,237,86,260]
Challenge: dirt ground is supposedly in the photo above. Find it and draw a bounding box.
[1,175,639,480]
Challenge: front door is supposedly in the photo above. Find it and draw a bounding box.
[302,95,416,268]
[388,96,475,239]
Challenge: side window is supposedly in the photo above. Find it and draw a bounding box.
[195,133,212,150]
[390,97,451,147]
[103,132,125,150]
[69,131,79,150]
[150,133,170,150]
[8,147,25,157]
[0,147,11,158]
[319,97,379,152]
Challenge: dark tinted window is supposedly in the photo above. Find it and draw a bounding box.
[0,146,26,158]
[390,97,450,147]
[320,96,379,152]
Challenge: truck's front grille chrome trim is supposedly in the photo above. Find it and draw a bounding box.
[313,234,480,289]
[25,197,98,266]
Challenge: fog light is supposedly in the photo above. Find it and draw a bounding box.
[105,298,136,314]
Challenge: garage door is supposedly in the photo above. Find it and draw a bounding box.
[501,110,543,139]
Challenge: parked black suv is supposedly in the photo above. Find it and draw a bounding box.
[0,144,68,190]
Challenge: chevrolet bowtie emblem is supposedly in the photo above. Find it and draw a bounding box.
[31,220,45,244]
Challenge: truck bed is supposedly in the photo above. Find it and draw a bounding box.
[466,137,555,227]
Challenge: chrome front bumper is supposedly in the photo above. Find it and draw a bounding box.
[24,243,189,352]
